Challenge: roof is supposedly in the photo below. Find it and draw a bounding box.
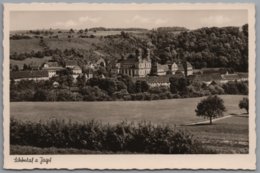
[43,67,64,71]
[221,74,240,80]
[45,61,59,67]
[186,62,192,68]
[201,68,229,74]
[237,73,248,79]
[73,66,82,70]
[11,70,49,79]
[196,73,223,82]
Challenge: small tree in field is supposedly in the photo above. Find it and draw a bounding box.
[239,97,249,113]
[195,95,226,125]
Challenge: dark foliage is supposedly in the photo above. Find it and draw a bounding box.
[10,119,214,154]
[195,95,226,124]
[239,97,249,113]
[222,81,248,95]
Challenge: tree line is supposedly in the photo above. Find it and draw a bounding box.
[150,24,248,72]
[10,70,248,102]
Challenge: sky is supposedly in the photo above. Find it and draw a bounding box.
[10,10,248,31]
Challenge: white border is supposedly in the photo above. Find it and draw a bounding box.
[3,3,256,170]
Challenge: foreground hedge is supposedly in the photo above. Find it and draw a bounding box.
[10,118,214,154]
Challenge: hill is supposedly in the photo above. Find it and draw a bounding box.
[10,25,248,72]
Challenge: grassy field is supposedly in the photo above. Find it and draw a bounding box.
[10,38,44,54]
[10,30,148,54]
[182,116,248,153]
[11,95,246,125]
[10,95,249,154]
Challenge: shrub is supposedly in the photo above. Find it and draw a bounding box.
[222,81,248,95]
[34,89,48,101]
[10,118,213,154]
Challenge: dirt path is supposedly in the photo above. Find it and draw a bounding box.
[183,115,233,126]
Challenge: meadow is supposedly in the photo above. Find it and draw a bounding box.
[10,30,147,54]
[10,95,248,154]
[11,95,245,125]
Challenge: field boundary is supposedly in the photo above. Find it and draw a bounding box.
[183,115,233,126]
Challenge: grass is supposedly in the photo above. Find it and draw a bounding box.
[11,95,245,125]
[10,30,146,54]
[10,95,249,154]
[181,116,248,154]
[45,37,101,51]
[10,38,44,54]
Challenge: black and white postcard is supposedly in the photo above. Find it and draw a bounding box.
[3,3,256,170]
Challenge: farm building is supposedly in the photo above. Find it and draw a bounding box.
[10,70,49,82]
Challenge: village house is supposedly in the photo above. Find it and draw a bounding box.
[151,63,169,76]
[93,51,106,68]
[64,60,83,82]
[151,61,193,76]
[10,70,49,82]
[195,72,248,85]
[42,61,64,78]
[113,48,152,77]
[65,60,82,73]
[84,67,94,79]
[199,68,232,75]
[65,60,78,69]
[221,73,248,83]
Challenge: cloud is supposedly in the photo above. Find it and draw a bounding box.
[200,15,232,26]
[126,15,168,27]
[53,16,102,29]
[54,20,77,28]
[131,15,151,23]
[78,16,101,23]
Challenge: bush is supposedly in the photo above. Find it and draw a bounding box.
[239,97,249,113]
[10,118,213,154]
[57,90,78,101]
[222,81,248,95]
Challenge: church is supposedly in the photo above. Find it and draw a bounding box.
[113,48,152,77]
[113,48,193,77]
